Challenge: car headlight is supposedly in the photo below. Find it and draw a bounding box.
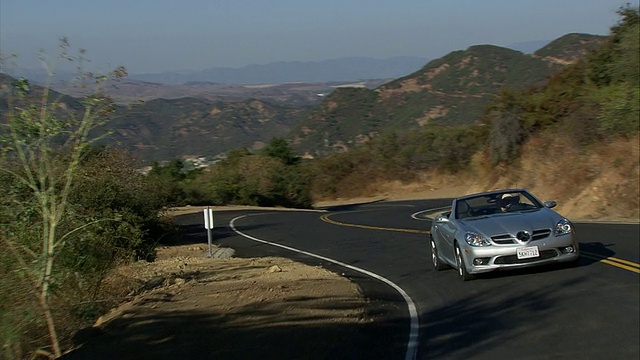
[555,218,573,236]
[465,232,491,247]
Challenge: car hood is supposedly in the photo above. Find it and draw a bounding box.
[462,209,560,237]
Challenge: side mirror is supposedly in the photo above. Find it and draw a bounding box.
[543,200,557,209]
[435,214,450,223]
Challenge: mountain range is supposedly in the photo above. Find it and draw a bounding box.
[3,39,551,87]
[1,33,606,164]
[129,56,429,85]
[291,34,605,158]
[5,56,428,86]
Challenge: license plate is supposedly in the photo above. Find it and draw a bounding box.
[517,246,540,259]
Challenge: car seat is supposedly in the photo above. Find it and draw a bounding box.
[456,201,472,219]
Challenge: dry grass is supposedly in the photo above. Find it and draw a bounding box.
[319,135,639,222]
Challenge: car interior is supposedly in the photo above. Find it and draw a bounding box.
[455,192,540,219]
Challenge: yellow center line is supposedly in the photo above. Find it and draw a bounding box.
[602,256,640,268]
[320,214,429,234]
[581,251,640,273]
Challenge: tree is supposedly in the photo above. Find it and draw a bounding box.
[591,5,640,136]
[262,137,299,165]
[146,159,188,206]
[0,40,126,358]
[148,159,187,181]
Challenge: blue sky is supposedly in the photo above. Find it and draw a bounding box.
[0,0,633,74]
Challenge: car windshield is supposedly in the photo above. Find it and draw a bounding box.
[455,191,542,219]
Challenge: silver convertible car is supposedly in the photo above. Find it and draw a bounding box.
[430,189,579,281]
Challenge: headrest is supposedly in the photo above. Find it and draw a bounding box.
[457,201,470,213]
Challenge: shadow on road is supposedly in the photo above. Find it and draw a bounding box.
[418,275,590,359]
[61,291,407,360]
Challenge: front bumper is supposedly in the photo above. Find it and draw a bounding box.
[462,235,579,274]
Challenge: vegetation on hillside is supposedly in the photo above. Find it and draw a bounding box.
[534,33,606,61]
[307,5,638,214]
[150,137,313,208]
[484,6,639,164]
[306,125,484,198]
[0,45,171,359]
[105,97,309,163]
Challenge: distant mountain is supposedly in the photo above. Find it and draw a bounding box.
[49,78,392,107]
[104,97,310,163]
[128,56,429,84]
[289,34,606,158]
[4,56,427,86]
[0,72,308,163]
[533,33,607,64]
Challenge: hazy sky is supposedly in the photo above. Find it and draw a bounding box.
[0,0,633,74]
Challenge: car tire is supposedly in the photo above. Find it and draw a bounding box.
[430,235,446,271]
[455,243,474,281]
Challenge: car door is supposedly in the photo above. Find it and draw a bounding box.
[435,212,458,265]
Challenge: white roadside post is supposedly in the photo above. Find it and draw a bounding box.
[204,207,214,257]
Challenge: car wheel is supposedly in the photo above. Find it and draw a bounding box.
[455,243,474,281]
[430,235,446,271]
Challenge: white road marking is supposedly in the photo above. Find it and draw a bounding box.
[230,214,419,360]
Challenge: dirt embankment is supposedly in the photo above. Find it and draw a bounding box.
[64,235,385,359]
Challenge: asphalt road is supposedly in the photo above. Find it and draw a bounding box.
[176,199,639,360]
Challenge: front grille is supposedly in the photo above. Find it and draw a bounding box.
[491,234,514,244]
[494,249,558,264]
[532,229,551,240]
[491,228,552,245]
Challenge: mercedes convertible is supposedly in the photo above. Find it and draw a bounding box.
[430,189,579,281]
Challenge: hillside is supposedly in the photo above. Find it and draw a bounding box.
[0,74,309,164]
[0,73,82,111]
[106,97,309,163]
[533,32,608,63]
[290,34,605,158]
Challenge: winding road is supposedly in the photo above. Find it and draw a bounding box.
[176,199,639,360]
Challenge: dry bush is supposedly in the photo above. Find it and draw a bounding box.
[468,150,517,189]
[517,132,596,199]
[555,136,639,220]
[317,130,638,223]
[0,254,45,359]
[466,133,639,220]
